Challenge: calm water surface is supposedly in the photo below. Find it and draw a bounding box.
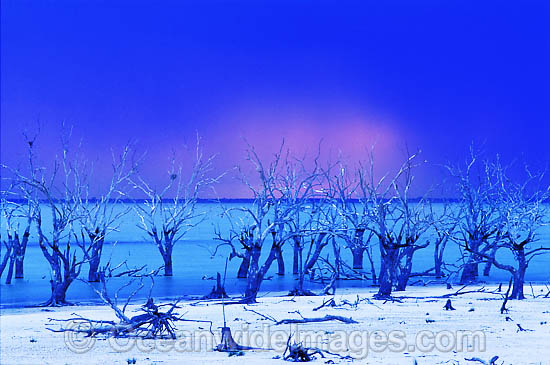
[1,203,549,306]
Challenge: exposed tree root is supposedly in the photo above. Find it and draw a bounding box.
[47,298,213,339]
[282,334,354,362]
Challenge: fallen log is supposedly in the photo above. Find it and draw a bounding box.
[275,314,358,325]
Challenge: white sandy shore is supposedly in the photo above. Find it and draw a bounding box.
[1,284,550,365]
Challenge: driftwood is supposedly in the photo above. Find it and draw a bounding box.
[313,298,337,311]
[284,342,324,362]
[464,356,499,365]
[396,285,496,301]
[516,324,533,332]
[282,334,354,362]
[242,307,358,326]
[47,263,213,339]
[313,295,381,311]
[243,306,277,322]
[275,314,358,325]
[47,298,213,339]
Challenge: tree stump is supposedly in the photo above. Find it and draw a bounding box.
[444,299,456,310]
[203,273,228,299]
[215,327,248,352]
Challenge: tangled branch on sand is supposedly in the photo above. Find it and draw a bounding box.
[46,264,212,339]
[47,298,213,339]
[282,334,354,362]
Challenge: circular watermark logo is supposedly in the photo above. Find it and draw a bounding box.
[63,320,96,354]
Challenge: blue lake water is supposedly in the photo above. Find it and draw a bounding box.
[1,203,549,307]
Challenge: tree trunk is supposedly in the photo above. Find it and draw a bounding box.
[87,234,104,282]
[45,256,73,306]
[351,247,364,269]
[243,246,263,303]
[296,245,305,293]
[351,229,365,269]
[15,229,30,279]
[88,255,101,282]
[237,250,251,278]
[376,243,398,298]
[483,246,497,277]
[0,245,11,278]
[434,256,443,278]
[460,262,478,284]
[293,241,300,275]
[5,255,15,284]
[377,256,393,298]
[510,249,526,300]
[15,257,24,279]
[396,247,414,291]
[434,241,443,278]
[331,237,341,280]
[163,255,173,276]
[460,240,481,284]
[49,279,70,305]
[242,244,278,303]
[304,233,327,274]
[366,246,377,284]
[275,245,285,275]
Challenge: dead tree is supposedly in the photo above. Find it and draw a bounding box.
[429,201,460,278]
[133,137,216,276]
[445,146,502,284]
[215,142,295,303]
[389,159,432,292]
[467,161,549,299]
[6,130,86,305]
[360,148,426,298]
[329,160,374,271]
[76,144,138,282]
[47,263,211,338]
[0,193,33,283]
[279,149,335,296]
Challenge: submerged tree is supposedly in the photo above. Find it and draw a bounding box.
[6,130,86,305]
[428,201,460,279]
[133,138,216,276]
[215,143,295,303]
[76,144,138,282]
[446,147,502,284]
[467,161,549,299]
[359,148,427,298]
[329,161,373,271]
[279,148,335,296]
[0,189,34,283]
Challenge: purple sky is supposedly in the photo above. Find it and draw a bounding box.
[1,1,549,198]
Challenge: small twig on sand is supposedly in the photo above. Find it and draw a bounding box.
[516,324,533,332]
[243,307,277,322]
